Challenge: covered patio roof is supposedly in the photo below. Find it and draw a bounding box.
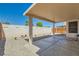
[23,3,79,45]
[24,3,79,22]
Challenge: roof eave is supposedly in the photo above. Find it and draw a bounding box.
[26,13,54,23]
[23,3,36,16]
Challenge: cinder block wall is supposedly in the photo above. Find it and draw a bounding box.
[0,24,52,39]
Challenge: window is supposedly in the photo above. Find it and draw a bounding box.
[68,21,78,33]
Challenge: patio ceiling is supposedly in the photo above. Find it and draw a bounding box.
[24,3,79,22]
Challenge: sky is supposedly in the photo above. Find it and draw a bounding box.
[0,3,64,27]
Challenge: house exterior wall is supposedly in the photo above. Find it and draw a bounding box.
[66,19,79,38]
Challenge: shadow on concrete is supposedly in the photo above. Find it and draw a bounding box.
[24,35,53,42]
[33,34,65,56]
[0,23,6,56]
[33,35,54,56]
[33,35,52,41]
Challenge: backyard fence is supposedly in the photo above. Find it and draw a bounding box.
[1,24,52,39]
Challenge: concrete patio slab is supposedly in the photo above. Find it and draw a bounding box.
[4,37,37,56]
[1,35,79,56]
[39,45,79,56]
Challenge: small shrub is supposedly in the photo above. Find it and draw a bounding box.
[36,22,43,27]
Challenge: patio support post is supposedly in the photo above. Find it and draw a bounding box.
[53,22,55,36]
[28,16,33,45]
